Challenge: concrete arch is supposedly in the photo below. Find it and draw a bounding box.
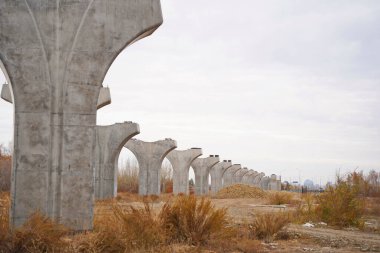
[222,164,241,187]
[209,160,232,194]
[191,155,220,195]
[0,1,163,230]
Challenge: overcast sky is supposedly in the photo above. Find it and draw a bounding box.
[1,0,380,185]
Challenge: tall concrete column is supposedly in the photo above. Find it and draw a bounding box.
[269,174,281,191]
[166,148,202,195]
[222,164,241,187]
[209,160,232,194]
[242,170,257,185]
[0,0,163,230]
[125,138,177,195]
[1,83,112,110]
[191,156,220,195]
[234,167,249,184]
[253,173,265,188]
[94,122,140,200]
[260,176,270,190]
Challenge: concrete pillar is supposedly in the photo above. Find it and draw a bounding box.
[166,148,202,195]
[269,174,281,191]
[191,156,220,195]
[253,172,265,188]
[1,83,12,103]
[222,164,241,187]
[94,122,140,200]
[209,160,232,194]
[234,167,249,184]
[0,0,163,230]
[260,176,270,190]
[242,170,257,185]
[125,138,177,196]
[1,83,112,110]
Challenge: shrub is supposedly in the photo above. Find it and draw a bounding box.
[251,212,291,243]
[117,166,139,193]
[294,193,318,223]
[267,192,294,205]
[12,212,69,253]
[316,179,365,228]
[0,144,11,192]
[159,195,231,246]
[0,192,11,252]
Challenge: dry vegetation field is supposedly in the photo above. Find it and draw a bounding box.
[0,151,379,253]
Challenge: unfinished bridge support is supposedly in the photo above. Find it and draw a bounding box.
[0,0,163,230]
[167,148,202,195]
[125,138,177,195]
[192,156,220,195]
[234,167,249,184]
[94,122,140,200]
[242,170,257,185]
[222,164,241,187]
[209,160,232,194]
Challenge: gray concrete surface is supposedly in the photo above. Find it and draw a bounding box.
[242,170,257,185]
[125,138,177,195]
[269,174,281,191]
[209,160,232,194]
[234,167,249,183]
[94,122,140,200]
[260,176,270,190]
[0,0,163,230]
[1,83,112,110]
[166,148,202,195]
[191,156,220,195]
[222,164,241,187]
[254,172,265,188]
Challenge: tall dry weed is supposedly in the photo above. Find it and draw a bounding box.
[251,212,291,243]
[267,191,294,205]
[159,195,231,246]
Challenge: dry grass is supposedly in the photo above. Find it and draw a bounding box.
[294,193,318,224]
[215,184,267,199]
[251,212,292,243]
[159,195,231,246]
[267,191,294,205]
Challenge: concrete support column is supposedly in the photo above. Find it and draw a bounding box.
[260,176,270,190]
[94,122,140,200]
[0,0,163,230]
[222,164,241,187]
[166,148,202,195]
[242,170,257,185]
[191,156,219,195]
[125,138,177,195]
[209,160,232,194]
[253,173,265,188]
[269,174,281,191]
[234,167,249,184]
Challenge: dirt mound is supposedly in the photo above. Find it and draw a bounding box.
[216,184,267,199]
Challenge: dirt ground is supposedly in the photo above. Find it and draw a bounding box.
[96,194,380,253]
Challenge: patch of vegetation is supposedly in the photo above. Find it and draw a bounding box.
[267,191,294,205]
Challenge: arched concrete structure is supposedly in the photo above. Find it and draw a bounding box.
[260,176,270,190]
[234,167,249,184]
[254,173,265,188]
[222,164,241,187]
[125,138,177,196]
[191,156,220,195]
[269,174,281,191]
[0,0,163,230]
[1,83,111,110]
[166,148,202,195]
[94,122,140,200]
[209,160,232,194]
[242,170,257,185]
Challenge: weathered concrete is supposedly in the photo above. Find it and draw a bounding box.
[269,174,281,191]
[234,167,249,184]
[1,83,111,110]
[166,148,202,195]
[260,176,270,190]
[191,156,220,195]
[94,122,140,200]
[0,0,163,230]
[253,172,265,187]
[125,138,177,195]
[242,170,257,185]
[222,164,241,187]
[1,83,12,103]
[209,160,232,194]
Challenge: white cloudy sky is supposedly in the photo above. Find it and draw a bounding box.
[1,0,380,185]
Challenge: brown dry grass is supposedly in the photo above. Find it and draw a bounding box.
[267,191,294,205]
[251,212,292,243]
